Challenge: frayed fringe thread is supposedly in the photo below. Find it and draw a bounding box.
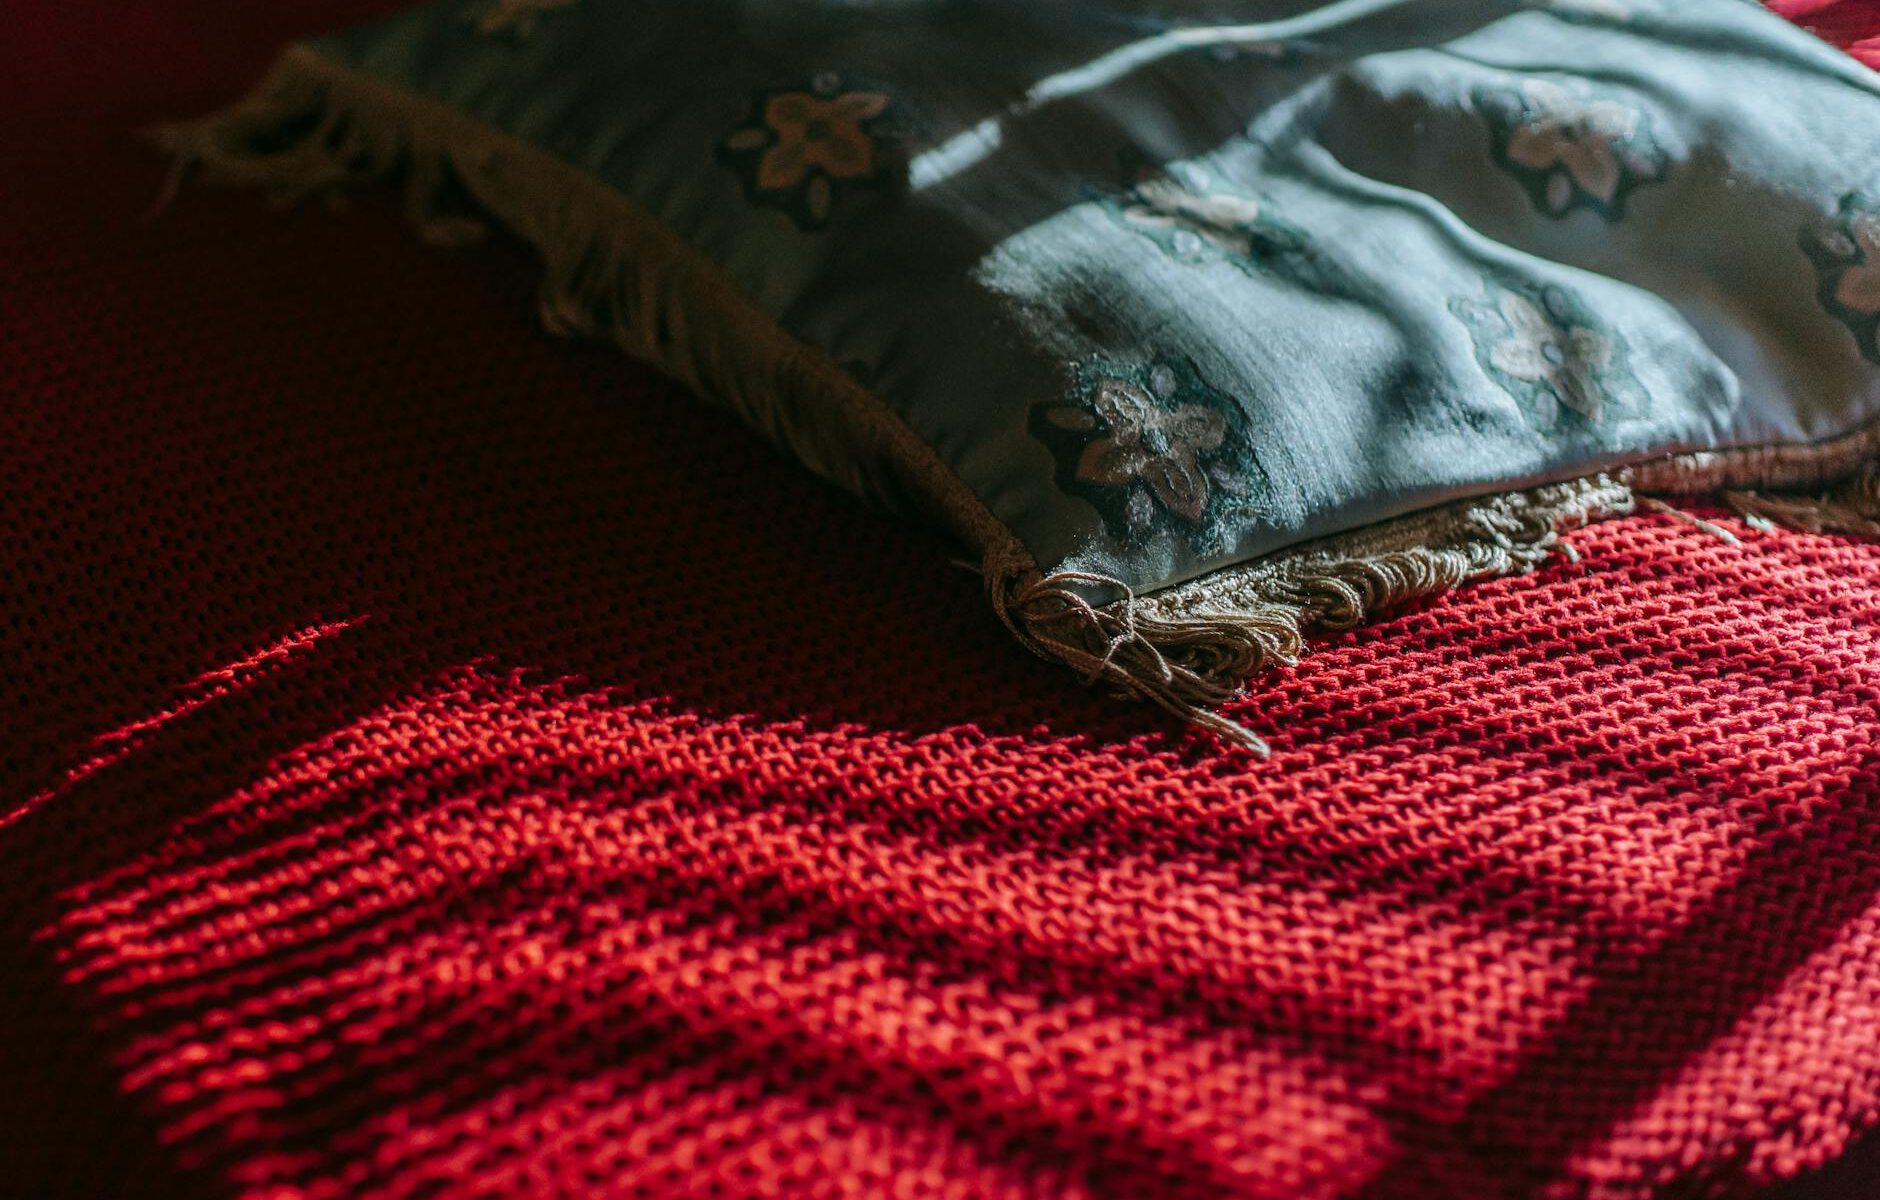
[150,60,487,248]
[1724,466,1880,539]
[990,562,1301,753]
[153,49,1880,754]
[149,46,971,517]
[990,477,1636,755]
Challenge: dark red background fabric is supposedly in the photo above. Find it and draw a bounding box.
[5,4,1880,1197]
[1768,0,1880,64]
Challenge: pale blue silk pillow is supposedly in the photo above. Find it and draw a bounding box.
[162,0,1880,747]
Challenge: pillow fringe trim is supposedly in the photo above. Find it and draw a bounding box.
[152,46,1880,755]
[1724,468,1880,537]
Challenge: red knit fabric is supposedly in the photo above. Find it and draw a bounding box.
[1767,0,1880,64]
[5,5,1880,1198]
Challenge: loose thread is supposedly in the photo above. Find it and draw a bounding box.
[1721,466,1880,540]
[990,563,1272,754]
[1638,496,1742,547]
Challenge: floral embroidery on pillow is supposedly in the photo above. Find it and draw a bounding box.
[1102,159,1292,263]
[471,0,578,38]
[1452,282,1632,426]
[720,73,893,230]
[1095,154,1336,296]
[1478,78,1666,220]
[1031,358,1267,550]
[1805,193,1880,365]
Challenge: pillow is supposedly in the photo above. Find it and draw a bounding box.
[159,0,1880,750]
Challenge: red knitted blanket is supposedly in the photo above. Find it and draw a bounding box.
[1769,0,1880,64]
[4,4,1880,1197]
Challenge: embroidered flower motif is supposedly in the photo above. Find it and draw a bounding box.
[1121,171,1268,261]
[1489,292,1614,419]
[1098,154,1313,277]
[720,74,893,230]
[472,0,577,37]
[1805,193,1880,365]
[1479,78,1666,219]
[1454,283,1631,427]
[1070,377,1226,522]
[1834,217,1880,313]
[1032,359,1264,547]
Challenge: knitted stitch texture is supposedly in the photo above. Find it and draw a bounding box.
[4,4,1880,1198]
